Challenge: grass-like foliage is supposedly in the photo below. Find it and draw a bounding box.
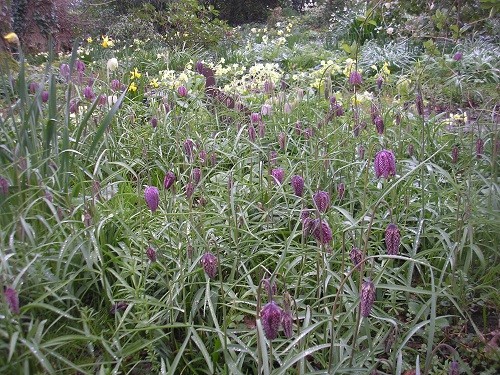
[1,6,499,375]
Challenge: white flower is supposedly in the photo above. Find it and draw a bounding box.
[386,27,394,35]
[107,58,118,72]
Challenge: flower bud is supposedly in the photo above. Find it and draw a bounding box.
[350,246,363,267]
[146,246,157,262]
[360,280,375,317]
[385,223,401,255]
[163,171,176,190]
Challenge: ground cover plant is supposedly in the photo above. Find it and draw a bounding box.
[1,1,499,374]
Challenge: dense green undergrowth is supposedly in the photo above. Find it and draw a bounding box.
[1,2,499,374]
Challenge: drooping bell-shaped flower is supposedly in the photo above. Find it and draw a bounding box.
[290,175,304,197]
[250,112,261,124]
[29,81,39,94]
[144,186,160,212]
[177,85,188,97]
[271,168,285,185]
[278,132,286,150]
[200,252,217,279]
[373,115,384,135]
[248,125,256,142]
[385,223,401,255]
[185,182,195,199]
[451,145,459,164]
[374,149,396,179]
[146,246,157,262]
[453,52,463,61]
[60,63,70,82]
[349,70,363,86]
[75,59,86,72]
[83,86,95,100]
[281,292,293,339]
[360,279,375,317]
[311,219,333,245]
[415,94,424,116]
[111,79,121,91]
[183,139,195,160]
[163,171,176,190]
[3,287,20,314]
[192,168,201,185]
[260,301,283,340]
[337,183,345,200]
[350,246,363,267]
[313,190,330,213]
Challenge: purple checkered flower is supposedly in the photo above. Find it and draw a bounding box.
[146,246,157,262]
[260,301,283,340]
[374,149,396,179]
[3,287,20,314]
[144,186,160,212]
[360,280,375,317]
[164,171,176,190]
[313,190,330,213]
[311,219,333,245]
[290,175,304,197]
[0,176,10,196]
[385,223,401,255]
[271,168,285,185]
[200,252,217,279]
[350,246,363,267]
[349,70,363,86]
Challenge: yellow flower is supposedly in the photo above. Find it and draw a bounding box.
[3,32,19,44]
[128,82,138,92]
[382,62,391,76]
[87,36,93,43]
[130,68,141,80]
[101,36,114,48]
[149,78,159,88]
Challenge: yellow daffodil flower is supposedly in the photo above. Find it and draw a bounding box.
[149,78,159,88]
[87,36,93,43]
[101,36,114,48]
[128,82,138,92]
[3,32,19,44]
[130,68,141,80]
